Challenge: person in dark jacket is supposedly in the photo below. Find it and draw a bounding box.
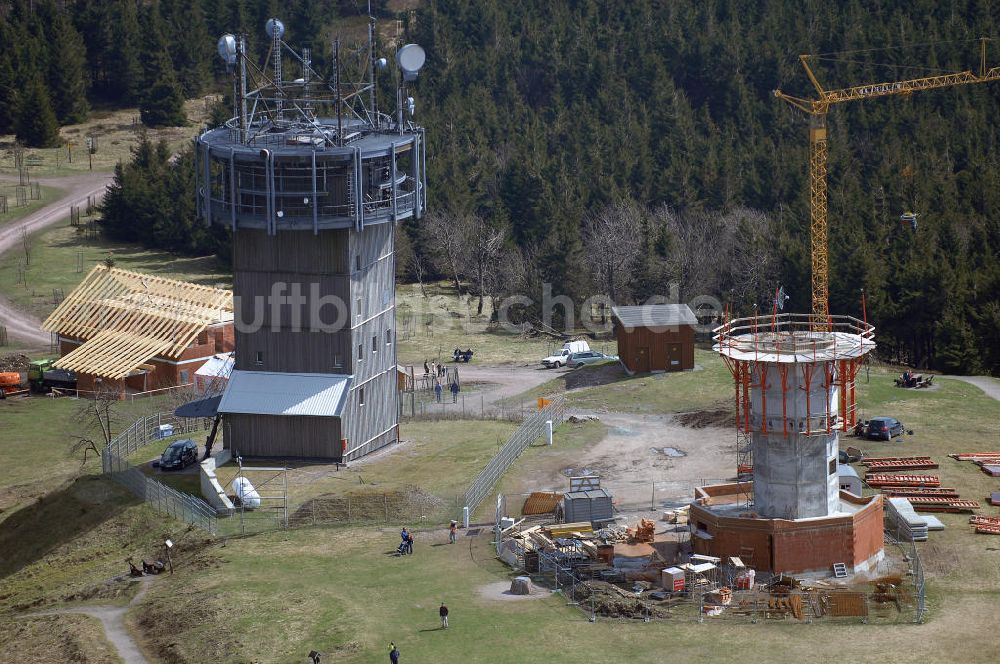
[388,642,400,663]
[439,602,449,628]
[450,381,459,403]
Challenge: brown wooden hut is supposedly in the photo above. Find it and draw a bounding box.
[611,304,697,373]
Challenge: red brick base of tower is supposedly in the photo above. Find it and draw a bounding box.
[688,484,884,574]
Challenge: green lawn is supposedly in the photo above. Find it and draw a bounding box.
[501,348,733,414]
[0,221,229,322]
[395,282,616,366]
[0,98,213,177]
[0,184,62,226]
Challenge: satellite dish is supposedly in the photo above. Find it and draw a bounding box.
[217,34,237,65]
[265,18,285,39]
[395,44,426,81]
[376,57,388,69]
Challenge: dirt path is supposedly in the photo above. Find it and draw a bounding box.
[22,575,153,664]
[0,172,113,347]
[941,375,1000,403]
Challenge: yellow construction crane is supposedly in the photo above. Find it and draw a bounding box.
[774,38,1000,322]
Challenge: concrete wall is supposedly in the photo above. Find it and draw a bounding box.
[199,449,234,515]
[752,431,839,519]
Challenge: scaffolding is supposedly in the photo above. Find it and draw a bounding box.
[714,313,875,512]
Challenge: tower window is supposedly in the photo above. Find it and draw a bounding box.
[334,353,342,368]
[358,344,363,361]
[386,329,392,345]
[372,335,378,353]
[359,387,365,406]
[255,351,264,365]
[356,297,362,320]
[356,254,362,271]
[829,458,837,476]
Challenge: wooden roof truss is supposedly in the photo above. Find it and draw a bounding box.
[42,266,233,379]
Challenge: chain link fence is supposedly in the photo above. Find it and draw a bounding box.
[462,397,566,517]
[102,412,218,534]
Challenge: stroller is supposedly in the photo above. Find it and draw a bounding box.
[396,539,408,555]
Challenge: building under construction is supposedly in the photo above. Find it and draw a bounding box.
[689,314,883,574]
[194,17,427,460]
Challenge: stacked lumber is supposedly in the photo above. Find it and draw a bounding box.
[969,516,1000,535]
[865,474,940,488]
[630,519,655,543]
[863,456,938,471]
[547,521,593,537]
[881,487,959,498]
[949,452,1000,462]
[906,497,979,513]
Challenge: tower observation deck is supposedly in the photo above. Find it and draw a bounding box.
[195,18,427,461]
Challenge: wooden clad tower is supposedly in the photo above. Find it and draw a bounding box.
[196,18,427,461]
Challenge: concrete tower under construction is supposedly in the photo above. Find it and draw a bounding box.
[690,314,884,574]
[195,18,427,461]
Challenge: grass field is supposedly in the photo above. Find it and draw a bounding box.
[394,282,616,366]
[0,98,216,178]
[0,183,62,227]
[500,348,733,413]
[0,221,229,321]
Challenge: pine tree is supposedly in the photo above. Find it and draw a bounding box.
[15,79,62,148]
[139,3,187,127]
[108,0,144,104]
[162,0,211,97]
[48,11,90,124]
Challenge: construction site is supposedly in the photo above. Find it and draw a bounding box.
[2,7,1000,664]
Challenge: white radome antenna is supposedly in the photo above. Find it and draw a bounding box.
[217,34,237,67]
[396,44,426,81]
[265,18,285,39]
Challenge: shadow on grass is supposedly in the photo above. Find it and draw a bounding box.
[0,476,138,580]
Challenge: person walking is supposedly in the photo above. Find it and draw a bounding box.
[423,359,429,376]
[449,520,457,544]
[434,381,442,403]
[439,602,449,629]
[388,642,400,663]
[405,531,414,555]
[450,380,460,403]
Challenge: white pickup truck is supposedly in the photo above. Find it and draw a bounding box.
[541,340,591,368]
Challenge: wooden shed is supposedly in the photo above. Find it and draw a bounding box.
[611,304,697,373]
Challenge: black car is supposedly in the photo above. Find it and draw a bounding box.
[866,417,905,441]
[159,439,198,470]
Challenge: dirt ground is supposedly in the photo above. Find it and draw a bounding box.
[508,411,735,509]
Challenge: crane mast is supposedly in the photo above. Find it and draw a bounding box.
[775,38,1000,323]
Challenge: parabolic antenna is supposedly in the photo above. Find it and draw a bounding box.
[217,34,237,65]
[396,44,426,81]
[265,18,285,39]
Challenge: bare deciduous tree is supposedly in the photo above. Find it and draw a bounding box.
[583,199,645,306]
[69,383,122,464]
[423,209,466,295]
[459,213,507,315]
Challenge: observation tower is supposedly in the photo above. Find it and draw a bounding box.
[689,314,884,574]
[195,17,427,461]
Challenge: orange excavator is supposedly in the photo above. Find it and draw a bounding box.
[0,372,29,399]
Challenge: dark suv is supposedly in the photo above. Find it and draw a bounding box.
[159,439,198,470]
[866,417,905,441]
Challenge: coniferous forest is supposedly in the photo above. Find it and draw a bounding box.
[2,0,999,374]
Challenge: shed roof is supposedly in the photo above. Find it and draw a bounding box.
[611,304,698,329]
[196,353,234,379]
[218,370,352,417]
[43,266,232,379]
[837,465,860,479]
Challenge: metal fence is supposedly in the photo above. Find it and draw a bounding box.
[101,412,218,534]
[462,396,566,517]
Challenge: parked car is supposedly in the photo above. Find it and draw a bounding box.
[865,417,905,441]
[541,340,591,368]
[159,438,198,470]
[566,350,607,368]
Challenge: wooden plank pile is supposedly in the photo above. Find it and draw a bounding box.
[949,452,1000,476]
[905,497,980,513]
[969,516,1000,535]
[865,474,940,488]
[862,456,938,471]
[881,487,960,498]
